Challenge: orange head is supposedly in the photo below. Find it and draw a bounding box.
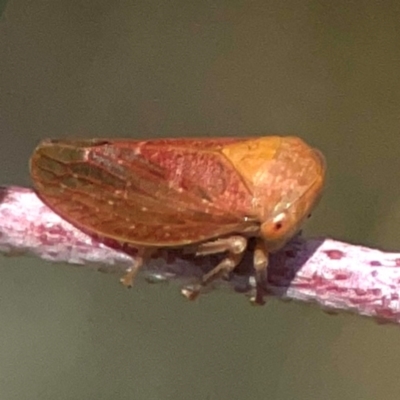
[222,136,326,251]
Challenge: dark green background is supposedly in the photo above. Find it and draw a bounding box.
[1,1,400,399]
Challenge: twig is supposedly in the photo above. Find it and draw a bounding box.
[1,186,399,324]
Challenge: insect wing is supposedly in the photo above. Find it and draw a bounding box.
[30,138,257,247]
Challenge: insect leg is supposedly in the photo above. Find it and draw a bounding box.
[181,236,247,301]
[251,238,269,305]
[120,247,153,288]
[196,235,247,282]
[195,235,247,256]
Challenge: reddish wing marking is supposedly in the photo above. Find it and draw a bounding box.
[30,138,260,246]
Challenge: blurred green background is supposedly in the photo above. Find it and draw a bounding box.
[1,1,400,399]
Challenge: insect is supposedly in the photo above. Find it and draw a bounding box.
[30,136,325,304]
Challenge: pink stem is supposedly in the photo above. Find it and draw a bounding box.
[1,186,399,323]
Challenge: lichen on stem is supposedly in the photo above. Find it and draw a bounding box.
[1,186,400,324]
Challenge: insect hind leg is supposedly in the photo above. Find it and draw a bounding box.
[120,247,154,288]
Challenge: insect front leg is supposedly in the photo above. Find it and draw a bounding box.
[251,238,270,305]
